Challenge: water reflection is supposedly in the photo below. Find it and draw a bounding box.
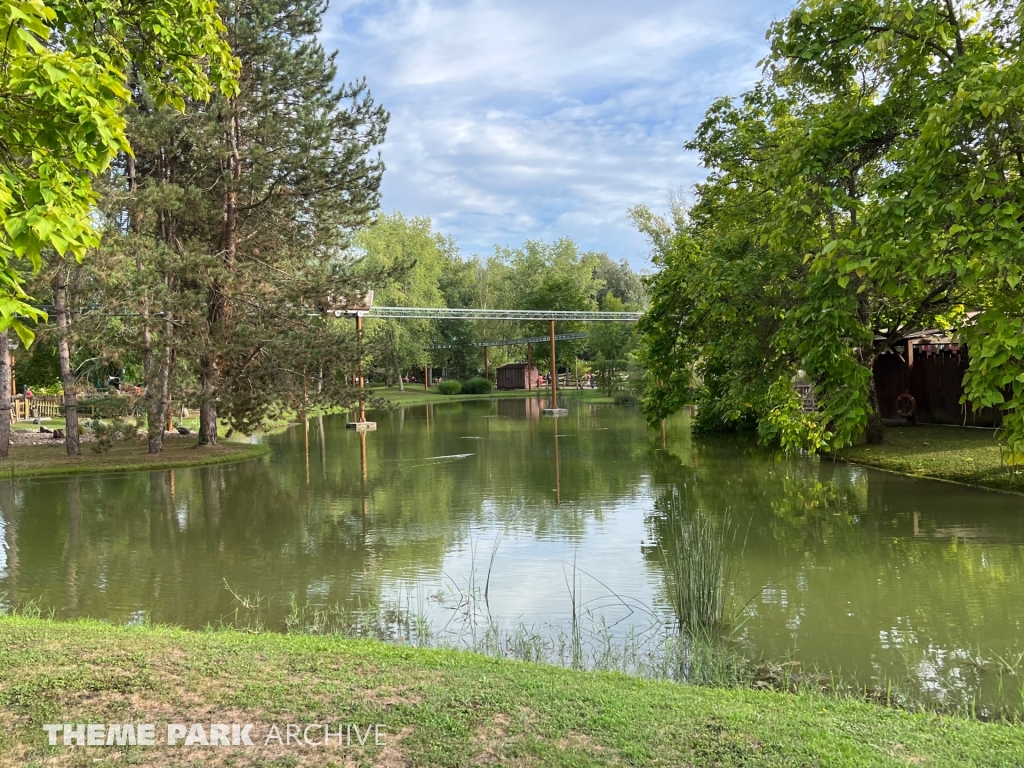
[0,401,1022,714]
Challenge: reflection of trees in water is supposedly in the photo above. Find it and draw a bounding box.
[0,402,659,628]
[643,420,1024,713]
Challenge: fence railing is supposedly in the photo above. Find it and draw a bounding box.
[33,396,63,419]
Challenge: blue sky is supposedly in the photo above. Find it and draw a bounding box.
[324,0,796,268]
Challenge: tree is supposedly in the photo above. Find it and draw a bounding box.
[80,0,387,445]
[432,246,481,381]
[0,0,236,456]
[481,239,601,372]
[357,213,446,389]
[589,293,636,394]
[0,0,236,344]
[639,0,1024,456]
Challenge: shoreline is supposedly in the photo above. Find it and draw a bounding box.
[0,616,1019,767]
[837,424,1023,494]
[0,439,270,481]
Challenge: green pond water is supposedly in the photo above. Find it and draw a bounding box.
[2,399,1023,715]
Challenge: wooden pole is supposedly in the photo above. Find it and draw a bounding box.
[356,315,365,423]
[549,319,557,409]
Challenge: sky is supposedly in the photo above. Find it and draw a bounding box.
[323,0,796,268]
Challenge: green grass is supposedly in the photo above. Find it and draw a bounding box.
[0,438,269,480]
[0,617,1020,767]
[373,385,616,407]
[840,424,1024,493]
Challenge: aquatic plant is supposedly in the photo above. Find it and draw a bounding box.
[657,488,734,637]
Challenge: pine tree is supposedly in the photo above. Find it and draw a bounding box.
[90,0,388,446]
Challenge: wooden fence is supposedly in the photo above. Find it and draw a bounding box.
[6,396,95,423]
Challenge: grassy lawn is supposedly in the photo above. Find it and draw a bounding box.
[839,424,1024,493]
[373,385,616,407]
[0,618,1020,767]
[0,438,268,480]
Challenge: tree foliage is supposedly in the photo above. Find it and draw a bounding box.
[638,0,1024,457]
[0,0,236,344]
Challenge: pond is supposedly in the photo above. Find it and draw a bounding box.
[2,399,1022,717]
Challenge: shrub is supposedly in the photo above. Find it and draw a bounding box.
[438,380,462,395]
[461,377,492,395]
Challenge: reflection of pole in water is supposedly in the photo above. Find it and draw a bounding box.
[169,469,175,499]
[360,430,369,516]
[360,430,368,483]
[661,419,666,450]
[304,417,310,487]
[554,426,561,506]
[318,414,327,474]
[65,476,81,611]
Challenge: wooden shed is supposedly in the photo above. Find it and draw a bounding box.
[496,363,539,390]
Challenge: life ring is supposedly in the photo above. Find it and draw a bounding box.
[896,392,917,418]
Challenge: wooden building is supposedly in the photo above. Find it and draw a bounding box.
[873,331,1002,427]
[496,363,539,390]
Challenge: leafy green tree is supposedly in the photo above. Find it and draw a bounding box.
[639,0,1024,456]
[0,0,236,456]
[432,247,481,381]
[357,213,446,389]
[589,293,636,394]
[0,0,236,344]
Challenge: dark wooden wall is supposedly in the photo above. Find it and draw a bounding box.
[873,348,1002,427]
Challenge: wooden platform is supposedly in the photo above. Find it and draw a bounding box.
[346,421,377,432]
[542,408,568,417]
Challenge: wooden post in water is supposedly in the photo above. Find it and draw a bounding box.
[549,319,557,409]
[357,315,365,422]
[347,314,376,431]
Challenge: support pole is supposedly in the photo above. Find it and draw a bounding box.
[346,315,376,431]
[356,315,365,422]
[549,319,557,409]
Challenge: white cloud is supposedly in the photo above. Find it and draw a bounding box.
[325,0,796,266]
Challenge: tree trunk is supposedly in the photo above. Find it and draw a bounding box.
[0,329,11,459]
[199,355,218,446]
[394,352,404,392]
[199,104,240,447]
[54,266,81,456]
[864,350,884,445]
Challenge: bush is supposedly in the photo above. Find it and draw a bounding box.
[438,380,462,395]
[461,377,492,395]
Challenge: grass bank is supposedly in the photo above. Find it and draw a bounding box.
[0,617,1020,767]
[0,438,269,480]
[839,424,1023,493]
[374,385,617,407]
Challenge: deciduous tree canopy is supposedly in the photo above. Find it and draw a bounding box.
[638,0,1024,458]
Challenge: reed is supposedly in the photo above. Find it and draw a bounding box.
[658,488,734,637]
